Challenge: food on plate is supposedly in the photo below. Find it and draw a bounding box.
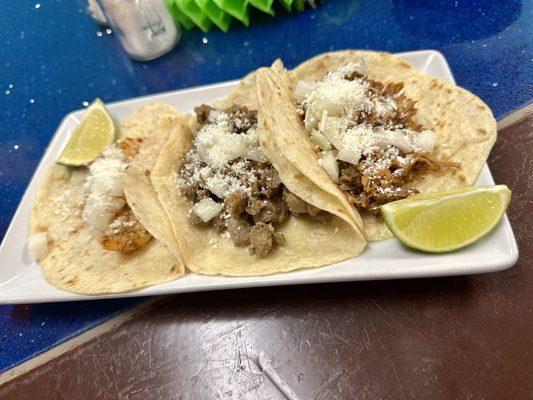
[256,50,497,241]
[150,92,367,276]
[29,102,185,294]
[26,50,505,295]
[382,185,511,252]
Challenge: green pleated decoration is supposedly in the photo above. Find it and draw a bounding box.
[175,0,213,32]
[278,0,294,11]
[294,0,316,11]
[163,0,195,30]
[249,0,275,15]
[212,0,250,26]
[165,0,316,32]
[194,0,233,31]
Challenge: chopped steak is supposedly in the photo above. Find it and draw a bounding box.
[211,214,226,233]
[282,189,331,223]
[227,217,252,247]
[259,168,283,197]
[245,196,263,216]
[225,191,248,216]
[178,105,334,257]
[248,197,288,225]
[282,189,308,214]
[181,179,209,204]
[249,222,285,258]
[224,105,257,133]
[194,104,215,124]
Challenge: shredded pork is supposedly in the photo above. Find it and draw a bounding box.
[298,62,459,217]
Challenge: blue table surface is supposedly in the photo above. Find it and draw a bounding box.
[0,0,532,373]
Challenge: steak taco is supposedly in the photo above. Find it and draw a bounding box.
[256,51,497,240]
[29,103,185,294]
[150,76,367,276]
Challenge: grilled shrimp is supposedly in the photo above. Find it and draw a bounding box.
[99,206,152,254]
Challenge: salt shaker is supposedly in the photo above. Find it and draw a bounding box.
[95,0,180,61]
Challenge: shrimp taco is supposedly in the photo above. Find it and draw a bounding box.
[256,50,497,240]
[150,72,367,277]
[30,103,185,294]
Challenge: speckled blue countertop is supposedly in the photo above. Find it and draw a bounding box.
[0,0,531,373]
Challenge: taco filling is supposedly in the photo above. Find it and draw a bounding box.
[82,137,152,253]
[178,105,330,257]
[294,60,457,217]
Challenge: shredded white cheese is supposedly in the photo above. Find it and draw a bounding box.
[195,112,264,168]
[298,60,437,172]
[179,111,266,201]
[81,146,127,232]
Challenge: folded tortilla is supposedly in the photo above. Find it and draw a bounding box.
[150,69,367,277]
[30,103,186,294]
[256,50,497,240]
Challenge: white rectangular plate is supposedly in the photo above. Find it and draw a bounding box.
[0,51,518,304]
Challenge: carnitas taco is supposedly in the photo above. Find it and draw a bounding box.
[256,51,497,240]
[29,103,185,294]
[150,83,367,276]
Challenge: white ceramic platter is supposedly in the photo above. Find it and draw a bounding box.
[0,51,518,304]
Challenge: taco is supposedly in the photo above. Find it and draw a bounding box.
[256,51,497,240]
[150,78,367,276]
[29,103,185,294]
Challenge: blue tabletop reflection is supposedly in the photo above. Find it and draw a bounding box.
[0,0,531,372]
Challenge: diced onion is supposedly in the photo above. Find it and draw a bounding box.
[245,147,267,163]
[339,59,367,76]
[311,130,332,151]
[373,130,414,153]
[415,130,437,152]
[322,121,344,149]
[315,97,342,116]
[207,110,221,123]
[197,142,211,164]
[293,80,317,103]
[192,198,223,222]
[320,151,339,181]
[336,148,361,165]
[85,197,125,232]
[199,167,213,179]
[206,179,229,199]
[319,110,328,132]
[390,134,414,153]
[27,232,48,261]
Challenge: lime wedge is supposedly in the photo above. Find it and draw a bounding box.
[381,185,511,253]
[57,99,115,166]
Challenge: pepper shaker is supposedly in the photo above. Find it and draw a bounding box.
[94,0,180,61]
